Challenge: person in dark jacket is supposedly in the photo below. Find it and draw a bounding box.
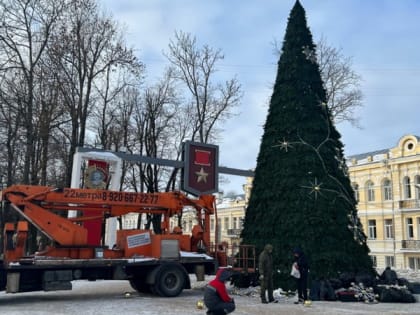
[380,266,398,285]
[203,268,235,315]
[258,244,275,303]
[293,247,309,304]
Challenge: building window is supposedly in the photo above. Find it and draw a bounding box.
[366,180,375,202]
[416,175,420,199]
[405,141,415,151]
[352,183,359,202]
[370,255,377,267]
[217,218,221,232]
[403,176,411,199]
[383,179,392,201]
[407,218,414,239]
[417,218,420,239]
[368,219,377,239]
[224,217,229,230]
[385,219,394,239]
[408,257,420,270]
[385,256,395,268]
[233,217,237,229]
[210,219,215,231]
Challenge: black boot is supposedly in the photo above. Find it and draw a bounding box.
[261,298,268,304]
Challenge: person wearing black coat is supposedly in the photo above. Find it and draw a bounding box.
[380,266,398,285]
[293,247,309,303]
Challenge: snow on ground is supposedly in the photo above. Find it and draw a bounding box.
[0,272,419,315]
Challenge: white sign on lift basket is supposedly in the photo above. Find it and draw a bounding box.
[127,232,151,248]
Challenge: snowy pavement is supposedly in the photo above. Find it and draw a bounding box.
[0,276,419,315]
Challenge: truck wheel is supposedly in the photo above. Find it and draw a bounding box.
[155,264,186,297]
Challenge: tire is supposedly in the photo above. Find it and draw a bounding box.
[155,264,186,297]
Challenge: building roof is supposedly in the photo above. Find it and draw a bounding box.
[347,134,420,161]
[216,194,245,208]
[347,148,389,161]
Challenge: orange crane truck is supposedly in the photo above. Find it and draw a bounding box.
[0,185,229,297]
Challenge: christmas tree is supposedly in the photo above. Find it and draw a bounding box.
[241,1,373,287]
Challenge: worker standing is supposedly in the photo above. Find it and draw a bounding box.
[258,244,275,303]
[293,247,309,304]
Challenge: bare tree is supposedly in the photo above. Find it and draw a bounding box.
[48,0,142,186]
[0,0,66,184]
[111,86,141,191]
[317,36,362,127]
[165,31,242,143]
[33,63,68,185]
[0,71,24,186]
[125,71,180,233]
[93,65,143,151]
[125,33,243,232]
[272,36,363,126]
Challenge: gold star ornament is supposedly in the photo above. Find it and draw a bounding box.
[195,167,209,183]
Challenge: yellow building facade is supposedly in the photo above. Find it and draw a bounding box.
[348,134,420,270]
[210,193,247,253]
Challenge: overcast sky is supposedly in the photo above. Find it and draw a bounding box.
[100,0,420,194]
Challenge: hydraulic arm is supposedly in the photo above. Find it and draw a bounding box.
[1,185,215,262]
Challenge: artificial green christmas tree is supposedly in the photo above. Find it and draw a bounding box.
[241,1,373,288]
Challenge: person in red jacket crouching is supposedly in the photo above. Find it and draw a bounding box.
[203,268,236,315]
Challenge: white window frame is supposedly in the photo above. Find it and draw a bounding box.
[366,181,375,202]
[403,176,411,199]
[383,179,392,201]
[408,257,420,270]
[385,219,394,239]
[416,175,420,200]
[417,218,420,239]
[385,256,395,268]
[224,217,229,230]
[407,217,414,239]
[370,255,377,267]
[352,183,359,202]
[368,219,377,239]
